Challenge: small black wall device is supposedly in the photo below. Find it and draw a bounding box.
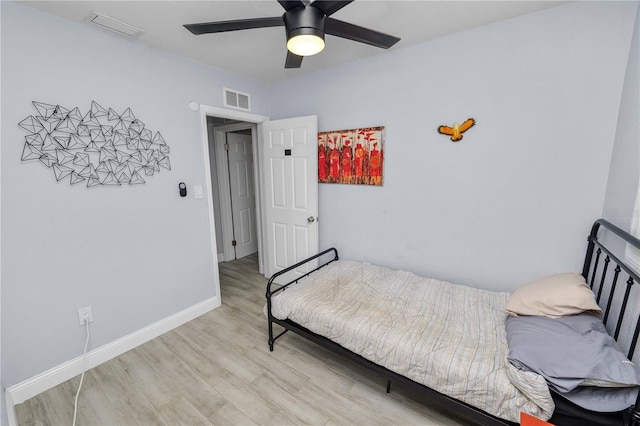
[179,182,187,197]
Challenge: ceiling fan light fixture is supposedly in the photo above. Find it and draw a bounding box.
[287,33,325,56]
[284,6,326,57]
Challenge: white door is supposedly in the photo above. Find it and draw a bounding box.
[227,132,258,259]
[262,115,319,282]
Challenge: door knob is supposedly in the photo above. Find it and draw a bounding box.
[307,216,315,223]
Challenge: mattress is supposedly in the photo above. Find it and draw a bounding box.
[270,260,555,423]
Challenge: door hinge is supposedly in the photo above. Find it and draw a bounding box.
[232,240,237,246]
[224,143,229,151]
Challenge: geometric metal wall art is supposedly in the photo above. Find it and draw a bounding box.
[19,101,171,187]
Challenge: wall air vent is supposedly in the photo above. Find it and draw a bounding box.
[86,12,145,39]
[223,88,251,111]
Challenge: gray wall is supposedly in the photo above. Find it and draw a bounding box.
[600,5,640,361]
[207,117,225,259]
[1,1,269,390]
[603,6,640,233]
[268,1,638,291]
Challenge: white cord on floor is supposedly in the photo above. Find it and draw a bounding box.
[72,320,90,426]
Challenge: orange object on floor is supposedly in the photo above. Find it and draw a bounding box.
[520,412,555,425]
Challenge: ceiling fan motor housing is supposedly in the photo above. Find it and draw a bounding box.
[284,5,326,41]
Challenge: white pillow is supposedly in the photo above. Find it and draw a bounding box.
[506,272,602,318]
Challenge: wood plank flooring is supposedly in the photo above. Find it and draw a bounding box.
[15,254,470,426]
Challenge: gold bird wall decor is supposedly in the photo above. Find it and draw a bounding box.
[438,118,476,142]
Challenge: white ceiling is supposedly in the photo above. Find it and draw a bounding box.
[21,0,567,83]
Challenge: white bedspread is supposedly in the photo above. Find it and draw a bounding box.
[270,260,555,422]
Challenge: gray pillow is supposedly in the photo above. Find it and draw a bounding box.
[505,313,640,412]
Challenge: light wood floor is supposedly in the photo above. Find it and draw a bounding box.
[15,254,470,426]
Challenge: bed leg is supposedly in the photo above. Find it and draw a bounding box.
[630,406,640,426]
[268,320,274,352]
[386,379,391,394]
[631,393,640,426]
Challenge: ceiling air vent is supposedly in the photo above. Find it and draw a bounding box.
[86,12,145,39]
[223,88,251,111]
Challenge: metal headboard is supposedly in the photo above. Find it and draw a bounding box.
[582,218,640,360]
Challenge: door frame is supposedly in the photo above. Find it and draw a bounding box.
[199,104,268,275]
[213,122,258,262]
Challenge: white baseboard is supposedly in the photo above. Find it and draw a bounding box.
[5,391,16,426]
[217,252,224,262]
[5,296,220,424]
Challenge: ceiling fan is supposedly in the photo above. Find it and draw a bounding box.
[183,0,401,69]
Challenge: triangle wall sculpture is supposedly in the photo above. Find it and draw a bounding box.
[19,101,172,188]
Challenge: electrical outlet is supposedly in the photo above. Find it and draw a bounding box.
[77,306,94,326]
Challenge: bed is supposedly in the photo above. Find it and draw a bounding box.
[265,219,640,425]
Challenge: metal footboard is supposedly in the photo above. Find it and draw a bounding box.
[266,247,339,351]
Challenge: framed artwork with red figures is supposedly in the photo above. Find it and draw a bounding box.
[317,126,384,186]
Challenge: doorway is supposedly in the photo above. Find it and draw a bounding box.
[208,118,258,262]
[199,105,268,280]
[199,105,319,292]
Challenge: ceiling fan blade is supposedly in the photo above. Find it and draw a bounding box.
[311,1,354,16]
[278,0,305,11]
[184,17,283,35]
[285,51,304,68]
[325,17,400,49]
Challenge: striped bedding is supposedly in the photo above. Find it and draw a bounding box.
[270,260,555,422]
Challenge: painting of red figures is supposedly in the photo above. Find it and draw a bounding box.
[318,126,384,186]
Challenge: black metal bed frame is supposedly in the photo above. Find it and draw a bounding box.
[266,220,640,425]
